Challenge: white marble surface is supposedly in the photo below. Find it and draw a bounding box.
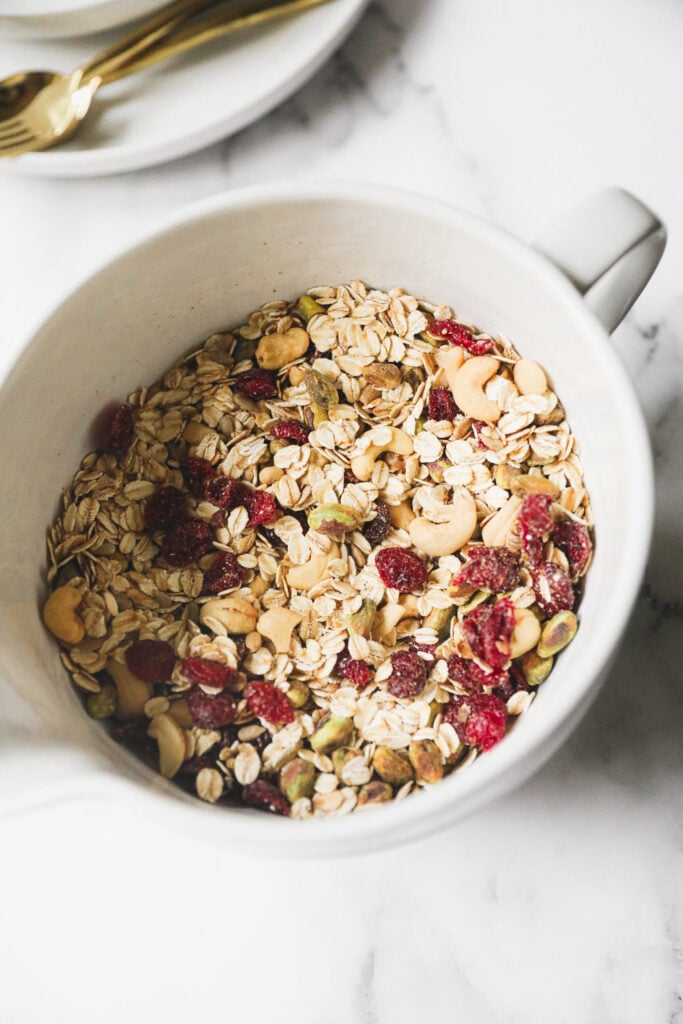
[1,2,683,1021]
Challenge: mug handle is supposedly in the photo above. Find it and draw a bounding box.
[535,187,666,333]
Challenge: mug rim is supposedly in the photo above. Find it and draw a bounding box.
[2,180,655,854]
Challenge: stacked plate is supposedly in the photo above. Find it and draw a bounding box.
[0,0,368,175]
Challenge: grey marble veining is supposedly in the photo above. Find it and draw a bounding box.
[0,1,682,1021]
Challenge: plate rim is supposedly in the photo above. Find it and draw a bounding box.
[2,0,370,177]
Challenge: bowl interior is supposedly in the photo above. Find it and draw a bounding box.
[0,185,652,852]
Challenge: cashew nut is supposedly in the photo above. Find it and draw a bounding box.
[147,712,187,779]
[259,466,284,486]
[255,327,309,370]
[42,584,85,645]
[450,356,501,423]
[510,474,559,500]
[513,359,548,396]
[183,420,214,445]
[107,658,152,720]
[389,500,416,532]
[257,607,303,654]
[509,608,542,659]
[167,698,193,729]
[434,346,465,391]
[408,491,477,557]
[250,576,270,598]
[200,594,258,635]
[372,602,408,640]
[286,543,340,590]
[351,428,414,482]
[481,495,523,547]
[398,593,420,617]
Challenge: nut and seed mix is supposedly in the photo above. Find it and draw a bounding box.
[42,282,593,819]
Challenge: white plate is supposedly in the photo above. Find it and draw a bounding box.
[0,0,168,39]
[0,0,368,176]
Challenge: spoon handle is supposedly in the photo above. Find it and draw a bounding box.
[83,0,334,87]
[79,0,227,85]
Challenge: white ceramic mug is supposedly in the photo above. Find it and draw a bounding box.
[0,182,665,855]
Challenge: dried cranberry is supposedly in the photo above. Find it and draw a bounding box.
[182,658,239,690]
[518,493,554,565]
[181,456,216,497]
[186,688,236,728]
[241,780,290,816]
[125,639,176,684]
[233,368,278,401]
[244,681,295,726]
[553,521,592,581]
[462,597,515,671]
[161,519,212,567]
[532,561,575,617]
[143,486,187,531]
[205,477,252,510]
[492,664,529,702]
[452,546,520,593]
[428,386,458,421]
[341,659,372,688]
[443,693,507,751]
[446,654,508,692]
[246,489,278,527]
[202,551,244,595]
[106,403,135,457]
[427,319,494,355]
[375,547,426,593]
[387,649,427,699]
[269,419,310,444]
[362,500,392,547]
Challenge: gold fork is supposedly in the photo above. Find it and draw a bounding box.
[0,0,333,158]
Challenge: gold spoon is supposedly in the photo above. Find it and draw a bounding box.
[0,0,333,158]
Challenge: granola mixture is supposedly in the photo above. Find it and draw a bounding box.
[42,282,593,818]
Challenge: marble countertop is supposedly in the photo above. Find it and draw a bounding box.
[1,1,682,1021]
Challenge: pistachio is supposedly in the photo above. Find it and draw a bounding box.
[279,758,316,803]
[537,610,578,658]
[422,606,454,642]
[457,589,489,613]
[255,327,309,370]
[372,746,414,785]
[310,715,354,754]
[295,295,325,321]
[331,746,363,778]
[510,474,560,500]
[357,781,393,807]
[233,337,257,363]
[362,362,402,388]
[303,368,338,410]
[408,739,444,784]
[200,595,258,635]
[345,599,377,638]
[401,366,425,389]
[86,682,117,720]
[54,560,81,589]
[307,502,362,538]
[426,458,450,483]
[286,680,310,709]
[521,650,554,686]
